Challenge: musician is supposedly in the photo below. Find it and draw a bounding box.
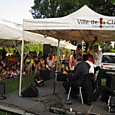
[92,45,102,67]
[63,53,90,99]
[76,44,82,54]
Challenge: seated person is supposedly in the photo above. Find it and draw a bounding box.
[1,68,8,80]
[61,68,68,74]
[6,66,10,74]
[63,53,90,101]
[83,54,96,90]
[12,69,18,78]
[16,66,27,77]
[40,56,45,69]
[25,56,31,74]
[34,57,40,75]
[0,66,3,78]
[46,56,55,70]
[7,69,13,78]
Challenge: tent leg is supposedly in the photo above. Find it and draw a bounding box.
[53,38,60,95]
[19,22,24,97]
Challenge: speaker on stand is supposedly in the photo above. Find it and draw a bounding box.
[43,44,51,65]
[43,44,51,54]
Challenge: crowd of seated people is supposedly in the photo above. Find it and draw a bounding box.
[0,49,77,80]
[0,53,27,80]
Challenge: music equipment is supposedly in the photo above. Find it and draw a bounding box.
[43,44,50,54]
[35,79,44,87]
[106,75,115,90]
[108,106,115,113]
[57,72,67,81]
[40,69,54,81]
[100,69,115,89]
[0,82,5,95]
[108,96,115,113]
[49,107,78,115]
[49,107,99,115]
[21,84,38,97]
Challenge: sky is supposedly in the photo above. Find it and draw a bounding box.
[0,0,34,24]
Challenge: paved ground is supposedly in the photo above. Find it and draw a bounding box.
[0,79,114,115]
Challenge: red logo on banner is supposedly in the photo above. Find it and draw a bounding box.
[100,18,103,28]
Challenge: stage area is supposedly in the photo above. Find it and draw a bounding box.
[0,79,114,115]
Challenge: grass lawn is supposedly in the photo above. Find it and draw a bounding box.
[0,73,36,115]
[0,73,36,94]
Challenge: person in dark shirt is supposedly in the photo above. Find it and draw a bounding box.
[63,53,90,99]
[34,57,40,75]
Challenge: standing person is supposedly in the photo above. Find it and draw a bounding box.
[64,51,70,71]
[92,45,102,86]
[76,44,82,54]
[92,45,102,67]
[38,51,43,58]
[69,53,73,69]
[2,48,7,61]
[60,53,65,64]
[50,52,54,59]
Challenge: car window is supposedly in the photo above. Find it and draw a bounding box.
[102,55,115,63]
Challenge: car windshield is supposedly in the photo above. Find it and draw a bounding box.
[102,55,115,63]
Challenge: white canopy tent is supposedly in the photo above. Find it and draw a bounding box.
[0,19,77,96]
[23,5,115,42]
[21,5,115,96]
[0,19,76,49]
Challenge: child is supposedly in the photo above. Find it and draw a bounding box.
[1,69,8,80]
[6,66,10,74]
[16,67,27,77]
[40,56,45,69]
[16,67,20,78]
[7,69,13,78]
[12,69,18,78]
[0,66,3,77]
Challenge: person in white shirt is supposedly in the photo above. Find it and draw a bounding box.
[12,69,18,78]
[92,45,103,86]
[46,56,54,70]
[83,54,96,74]
[76,44,82,55]
[92,45,102,67]
[83,54,97,90]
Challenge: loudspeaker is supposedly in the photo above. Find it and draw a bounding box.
[57,72,67,81]
[21,84,38,97]
[0,82,5,96]
[40,69,54,81]
[43,44,50,54]
[106,75,115,90]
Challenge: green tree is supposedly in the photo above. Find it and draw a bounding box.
[30,0,60,18]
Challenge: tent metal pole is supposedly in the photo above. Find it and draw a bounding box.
[24,43,33,59]
[16,40,21,54]
[56,38,60,72]
[53,37,60,95]
[12,40,21,55]
[19,20,24,97]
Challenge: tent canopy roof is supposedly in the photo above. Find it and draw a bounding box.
[0,19,76,50]
[23,5,115,41]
